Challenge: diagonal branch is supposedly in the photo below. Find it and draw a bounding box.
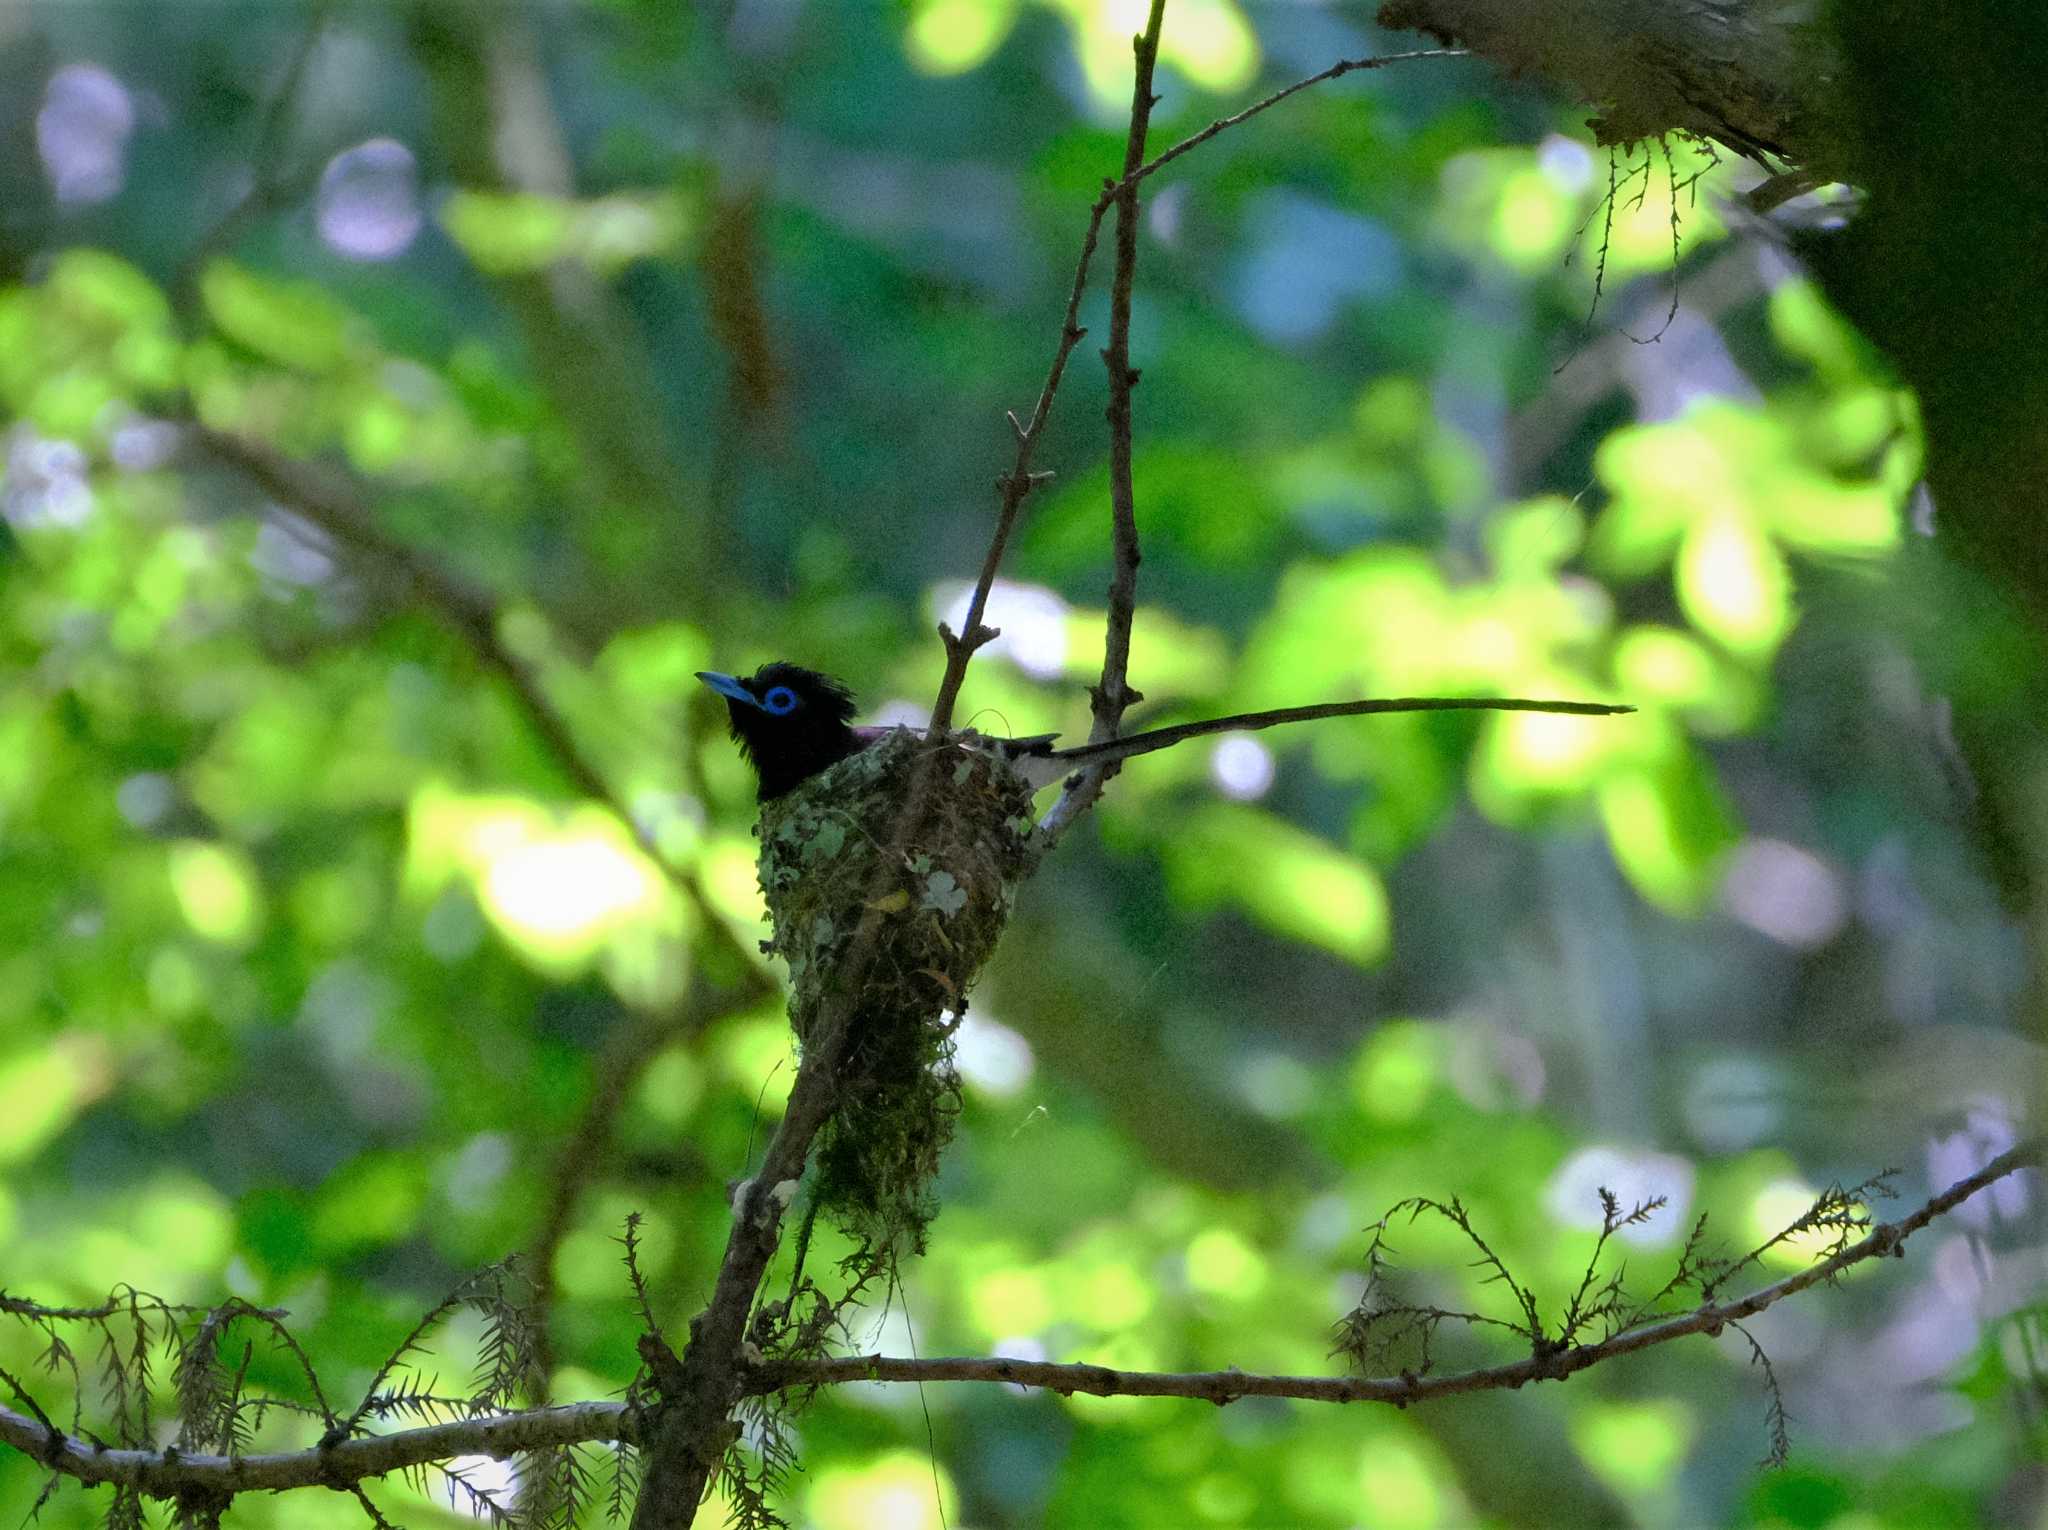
[194,426,772,1001]
[637,14,1191,1520]
[195,428,777,1393]
[1113,48,1464,206]
[171,1,336,312]
[763,1138,2042,1401]
[627,756,965,1526]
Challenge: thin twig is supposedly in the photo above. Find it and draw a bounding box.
[925,45,1460,734]
[1037,1,1169,840]
[1041,695,1632,770]
[1114,49,1463,205]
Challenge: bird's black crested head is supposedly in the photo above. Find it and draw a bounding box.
[696,662,862,801]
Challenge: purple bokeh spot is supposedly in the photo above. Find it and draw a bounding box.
[316,138,422,261]
[37,62,134,206]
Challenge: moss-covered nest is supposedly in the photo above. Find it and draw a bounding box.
[756,728,1042,1251]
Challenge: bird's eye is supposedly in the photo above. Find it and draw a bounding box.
[761,685,799,715]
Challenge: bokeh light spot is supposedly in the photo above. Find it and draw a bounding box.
[37,63,133,205]
[905,0,1017,74]
[169,841,263,946]
[1185,1227,1266,1298]
[317,138,423,261]
[808,1451,954,1530]
[1571,1398,1694,1496]
[1209,734,1274,800]
[1355,1436,1442,1530]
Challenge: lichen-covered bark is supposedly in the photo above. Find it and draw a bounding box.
[1378,0,1849,174]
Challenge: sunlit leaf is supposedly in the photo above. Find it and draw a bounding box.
[1769,277,1878,379]
[1597,751,1738,912]
[201,260,356,373]
[904,0,1019,74]
[440,189,690,276]
[1163,803,1389,963]
[1676,510,1793,657]
[1571,1399,1695,1497]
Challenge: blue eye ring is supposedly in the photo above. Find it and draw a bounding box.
[761,685,799,715]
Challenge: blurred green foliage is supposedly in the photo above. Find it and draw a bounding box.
[0,3,2033,1528]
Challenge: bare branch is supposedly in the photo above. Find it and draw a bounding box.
[1094,2,1167,728]
[1036,2,1168,838]
[171,2,335,311]
[766,1138,2039,1403]
[0,1400,636,1497]
[1114,48,1463,203]
[193,428,775,999]
[0,1140,2028,1509]
[195,429,778,1410]
[927,45,1460,735]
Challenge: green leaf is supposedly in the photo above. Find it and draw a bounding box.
[200,260,355,373]
[1597,750,1738,912]
[1163,803,1389,963]
[1676,509,1793,658]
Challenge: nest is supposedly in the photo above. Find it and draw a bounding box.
[756,728,1042,1253]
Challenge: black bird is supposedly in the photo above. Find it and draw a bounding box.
[698,662,1630,802]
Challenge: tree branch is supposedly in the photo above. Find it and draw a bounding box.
[0,1401,635,1496]
[627,814,945,1526]
[171,2,335,313]
[194,426,772,999]
[1114,48,1463,204]
[754,1141,2048,1407]
[1035,1,1167,840]
[196,427,778,1393]
[927,43,1460,736]
[2,1138,2029,1504]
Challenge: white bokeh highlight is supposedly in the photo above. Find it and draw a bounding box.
[1545,1145,1696,1247]
[1208,733,1275,800]
[939,579,1069,679]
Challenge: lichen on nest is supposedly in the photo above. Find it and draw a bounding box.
[756,727,1042,1252]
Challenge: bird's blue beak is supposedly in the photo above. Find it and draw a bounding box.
[696,671,761,708]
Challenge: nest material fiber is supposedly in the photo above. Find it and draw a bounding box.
[756,728,1042,1249]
